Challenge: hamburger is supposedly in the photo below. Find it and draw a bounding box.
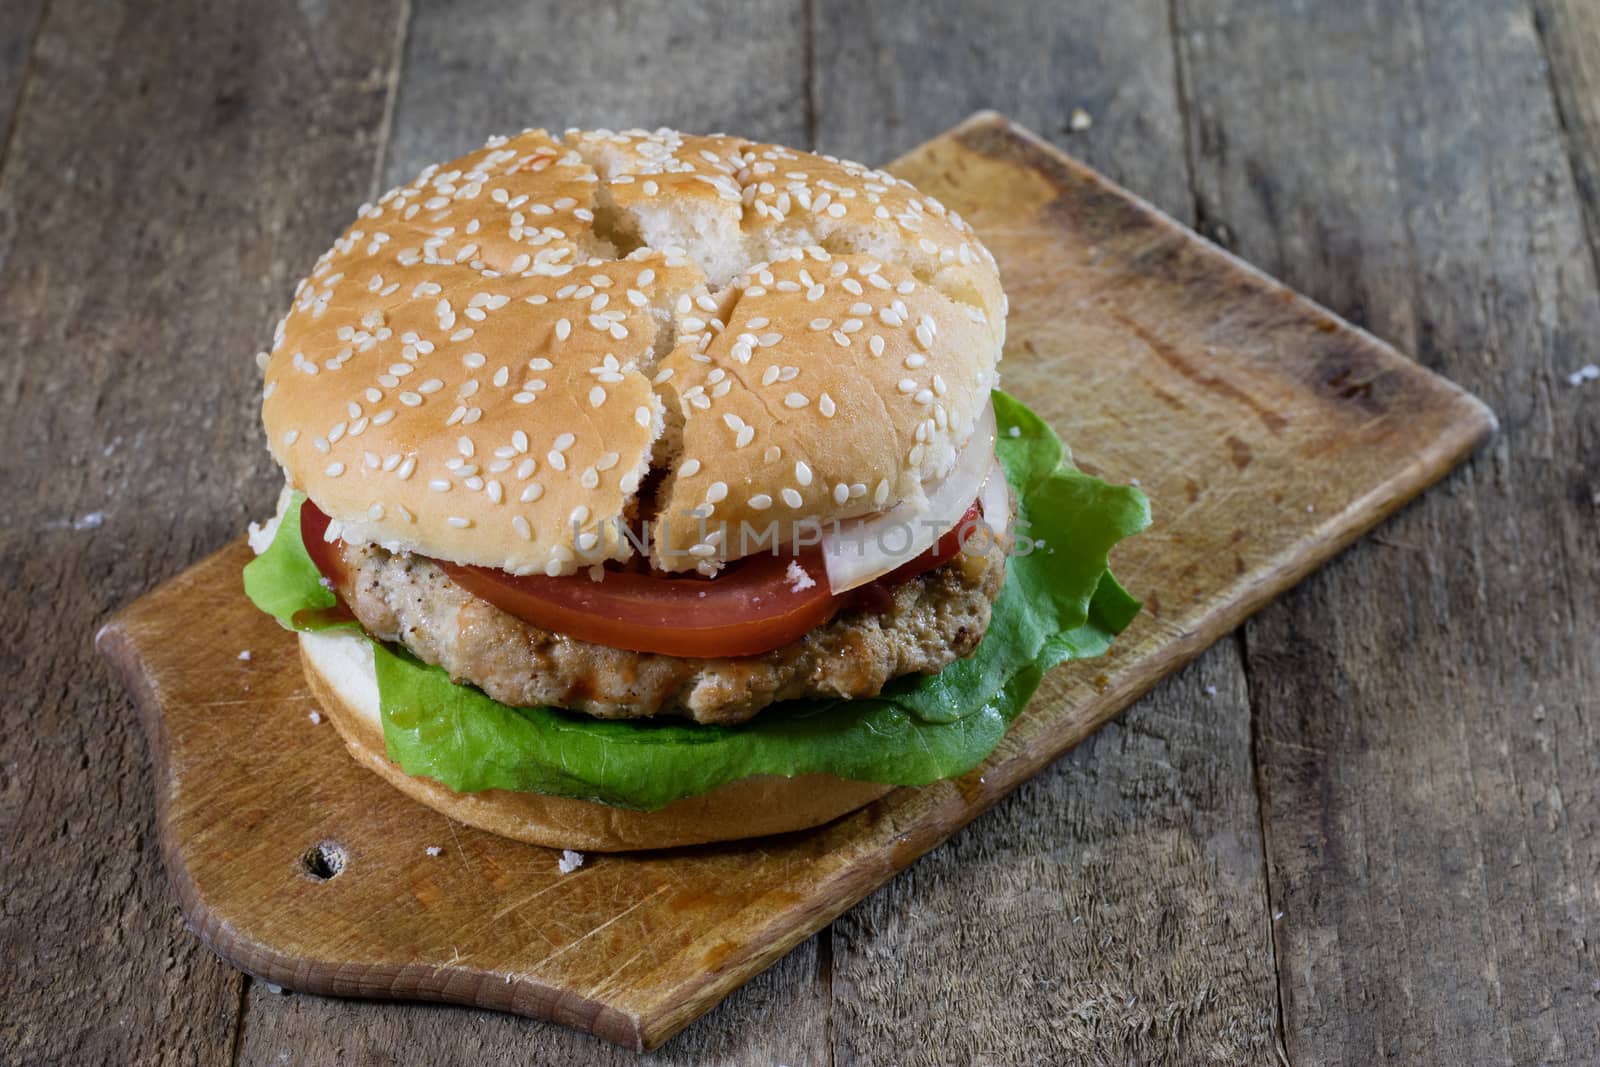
[244,127,1149,851]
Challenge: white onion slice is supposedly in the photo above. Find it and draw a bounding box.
[822,404,998,593]
[977,458,1010,542]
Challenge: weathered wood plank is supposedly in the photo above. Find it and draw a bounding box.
[0,0,405,1063]
[1175,0,1600,1060]
[1534,0,1600,276]
[0,0,43,160]
[813,0,1192,220]
[815,4,1284,1063]
[233,2,827,1062]
[382,0,809,189]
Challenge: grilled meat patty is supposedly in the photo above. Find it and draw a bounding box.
[330,522,1008,725]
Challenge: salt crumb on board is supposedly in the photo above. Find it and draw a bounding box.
[425,845,442,857]
[1068,107,1093,132]
[558,849,585,874]
[1205,685,1218,697]
[308,711,322,725]
[237,650,252,661]
[1567,363,1599,386]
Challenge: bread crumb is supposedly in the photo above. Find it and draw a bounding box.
[1567,363,1599,385]
[425,845,442,857]
[238,650,252,661]
[73,511,105,531]
[1007,425,1021,438]
[785,559,816,593]
[558,849,584,874]
[264,982,288,995]
[1129,477,1141,486]
[1204,684,1218,697]
[308,711,323,725]
[1069,107,1093,132]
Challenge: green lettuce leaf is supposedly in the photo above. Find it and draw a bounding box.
[243,391,1150,810]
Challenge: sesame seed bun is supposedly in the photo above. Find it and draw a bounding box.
[299,628,894,851]
[261,128,1005,577]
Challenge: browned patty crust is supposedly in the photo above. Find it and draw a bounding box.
[330,525,1008,725]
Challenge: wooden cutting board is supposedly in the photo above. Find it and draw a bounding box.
[96,113,1495,1052]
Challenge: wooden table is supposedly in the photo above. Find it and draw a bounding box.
[4,2,1597,1063]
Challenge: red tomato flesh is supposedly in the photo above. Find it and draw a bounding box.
[298,498,979,658]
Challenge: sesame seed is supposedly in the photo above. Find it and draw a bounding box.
[819,393,836,417]
[680,458,702,478]
[324,462,345,477]
[589,385,607,407]
[749,493,773,510]
[513,516,532,539]
[833,483,849,505]
[795,461,813,486]
[706,481,728,503]
[781,487,803,508]
[635,405,652,427]
[429,478,451,492]
[784,392,809,409]
[520,483,545,503]
[447,516,472,528]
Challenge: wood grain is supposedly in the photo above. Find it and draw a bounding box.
[0,0,43,161]
[814,5,1284,1063]
[1535,0,1600,275]
[383,0,809,189]
[1175,0,1600,1061]
[97,114,1493,1053]
[0,1,407,1064]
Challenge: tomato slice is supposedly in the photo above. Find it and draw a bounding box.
[298,497,980,658]
[440,552,843,658]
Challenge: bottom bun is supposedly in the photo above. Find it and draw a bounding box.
[298,630,894,852]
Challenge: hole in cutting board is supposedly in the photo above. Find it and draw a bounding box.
[301,841,347,881]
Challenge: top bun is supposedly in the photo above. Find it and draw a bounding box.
[260,128,1005,576]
